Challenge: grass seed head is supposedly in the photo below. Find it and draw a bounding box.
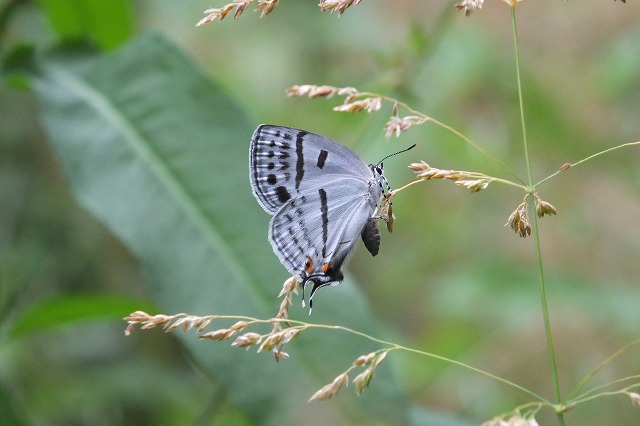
[309,373,349,401]
[455,0,484,16]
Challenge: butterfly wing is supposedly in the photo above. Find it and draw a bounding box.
[250,125,371,214]
[268,176,379,281]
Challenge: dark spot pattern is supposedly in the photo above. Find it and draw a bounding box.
[275,186,291,203]
[316,149,328,169]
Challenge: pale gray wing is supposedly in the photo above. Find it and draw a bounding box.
[250,124,371,214]
[268,177,377,278]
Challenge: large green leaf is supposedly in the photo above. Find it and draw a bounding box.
[9,295,154,339]
[35,0,133,49]
[27,33,451,424]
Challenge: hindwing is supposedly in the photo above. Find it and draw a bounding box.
[268,179,378,281]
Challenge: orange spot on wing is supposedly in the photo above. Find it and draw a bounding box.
[304,257,314,273]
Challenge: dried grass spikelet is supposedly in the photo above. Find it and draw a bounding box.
[273,347,290,361]
[333,97,381,113]
[352,351,387,395]
[278,275,299,298]
[196,0,279,26]
[319,0,364,17]
[123,288,302,363]
[353,368,374,395]
[286,84,357,99]
[124,311,165,335]
[199,328,237,340]
[559,162,572,172]
[254,0,278,17]
[124,311,215,335]
[372,351,387,367]
[354,352,377,366]
[197,1,250,25]
[506,194,557,238]
[231,332,262,348]
[197,4,237,25]
[533,193,557,218]
[482,414,539,426]
[505,201,531,238]
[287,84,441,140]
[628,392,640,409]
[384,116,428,139]
[409,161,492,193]
[309,350,389,401]
[272,276,298,335]
[308,373,349,401]
[165,315,214,333]
[455,179,489,193]
[455,0,484,16]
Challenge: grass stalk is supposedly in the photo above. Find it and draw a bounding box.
[510,5,564,425]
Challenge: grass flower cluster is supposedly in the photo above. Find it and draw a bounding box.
[196,0,366,25]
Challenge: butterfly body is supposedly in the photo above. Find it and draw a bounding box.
[250,125,386,309]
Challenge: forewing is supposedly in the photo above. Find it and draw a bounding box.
[250,125,370,214]
[268,178,376,277]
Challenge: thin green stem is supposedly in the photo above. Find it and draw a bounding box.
[429,116,525,184]
[283,320,551,404]
[510,5,564,425]
[568,381,640,406]
[511,15,533,191]
[569,375,640,404]
[527,192,562,404]
[567,338,640,400]
[177,313,549,402]
[535,141,640,187]
[392,175,526,197]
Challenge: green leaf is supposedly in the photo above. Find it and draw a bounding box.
[9,295,154,339]
[0,381,28,426]
[35,0,133,49]
[27,33,453,424]
[2,44,37,90]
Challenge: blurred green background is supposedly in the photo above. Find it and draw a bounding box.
[1,1,639,425]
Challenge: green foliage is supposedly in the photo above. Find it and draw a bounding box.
[35,0,133,49]
[9,295,153,339]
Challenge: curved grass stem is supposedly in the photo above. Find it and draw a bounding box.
[535,141,640,187]
[567,338,640,400]
[280,319,551,404]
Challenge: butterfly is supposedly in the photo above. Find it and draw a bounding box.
[250,125,404,311]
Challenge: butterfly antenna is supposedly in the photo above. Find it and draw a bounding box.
[376,144,417,166]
